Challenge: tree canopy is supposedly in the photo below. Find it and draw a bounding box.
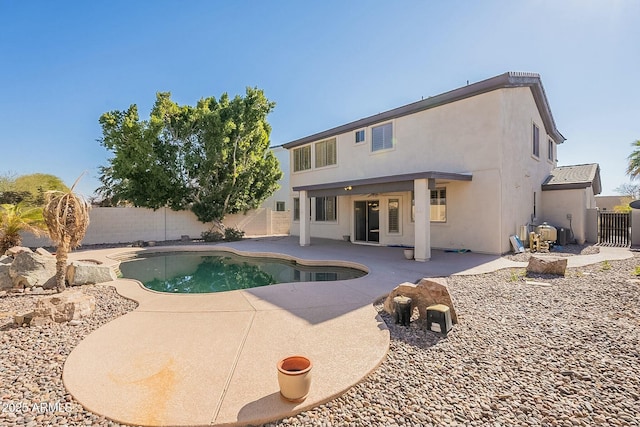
[0,172,69,206]
[98,88,282,223]
[625,139,640,179]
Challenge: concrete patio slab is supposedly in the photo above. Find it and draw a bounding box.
[62,237,633,426]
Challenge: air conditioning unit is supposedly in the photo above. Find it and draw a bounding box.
[557,227,569,246]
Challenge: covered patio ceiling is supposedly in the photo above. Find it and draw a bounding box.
[292,171,472,198]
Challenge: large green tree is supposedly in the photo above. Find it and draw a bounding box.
[0,173,69,205]
[98,88,282,223]
[625,139,640,179]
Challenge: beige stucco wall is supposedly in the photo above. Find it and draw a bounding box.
[541,188,595,244]
[21,206,288,248]
[289,87,559,254]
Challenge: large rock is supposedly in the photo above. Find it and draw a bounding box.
[9,251,57,290]
[384,277,459,324]
[8,251,57,290]
[66,260,117,286]
[5,246,33,257]
[0,263,12,291]
[527,256,567,276]
[31,290,96,324]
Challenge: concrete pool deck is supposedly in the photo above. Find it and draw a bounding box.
[62,237,632,426]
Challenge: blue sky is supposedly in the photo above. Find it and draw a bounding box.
[1,1,639,197]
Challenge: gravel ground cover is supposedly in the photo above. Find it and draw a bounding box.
[1,250,639,426]
[268,254,639,427]
[0,286,137,427]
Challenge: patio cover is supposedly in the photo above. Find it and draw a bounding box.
[294,171,472,262]
[292,171,472,197]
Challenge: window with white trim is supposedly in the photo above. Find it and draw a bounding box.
[388,198,400,233]
[548,139,554,161]
[355,129,365,143]
[532,124,540,158]
[430,188,446,222]
[293,146,311,172]
[410,191,415,222]
[372,122,393,151]
[293,198,300,221]
[315,196,336,221]
[315,138,336,168]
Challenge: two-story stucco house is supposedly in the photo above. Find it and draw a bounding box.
[283,72,568,259]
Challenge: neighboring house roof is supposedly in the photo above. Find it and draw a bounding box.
[542,164,602,194]
[595,195,627,211]
[283,71,565,149]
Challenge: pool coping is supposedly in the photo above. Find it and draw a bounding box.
[63,244,389,426]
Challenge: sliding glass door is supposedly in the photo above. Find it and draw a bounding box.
[354,200,379,243]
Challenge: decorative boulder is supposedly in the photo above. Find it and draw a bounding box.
[66,260,117,286]
[28,290,95,324]
[35,247,53,257]
[527,256,567,276]
[8,251,57,290]
[5,246,33,257]
[0,263,12,291]
[384,277,459,324]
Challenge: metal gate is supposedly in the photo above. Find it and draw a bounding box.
[598,212,631,247]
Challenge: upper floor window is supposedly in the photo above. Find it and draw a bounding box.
[548,139,554,161]
[372,122,393,151]
[532,124,540,158]
[293,145,311,172]
[276,201,285,212]
[355,129,365,143]
[315,138,336,168]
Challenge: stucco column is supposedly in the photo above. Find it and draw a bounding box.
[414,179,431,261]
[299,190,311,246]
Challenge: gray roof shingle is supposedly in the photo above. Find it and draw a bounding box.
[542,164,601,194]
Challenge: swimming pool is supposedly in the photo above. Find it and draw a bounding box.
[118,251,367,293]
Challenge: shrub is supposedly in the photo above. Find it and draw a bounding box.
[201,228,223,242]
[224,227,245,241]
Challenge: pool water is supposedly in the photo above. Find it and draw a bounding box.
[118,251,366,293]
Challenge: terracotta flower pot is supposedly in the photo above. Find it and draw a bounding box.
[277,355,312,402]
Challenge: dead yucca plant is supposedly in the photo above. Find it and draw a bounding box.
[43,175,91,292]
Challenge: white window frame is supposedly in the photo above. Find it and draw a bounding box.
[371,122,394,152]
[315,138,337,168]
[293,145,311,172]
[293,197,300,221]
[547,138,554,162]
[314,196,337,222]
[355,129,366,144]
[532,123,540,159]
[430,188,447,223]
[387,197,401,234]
